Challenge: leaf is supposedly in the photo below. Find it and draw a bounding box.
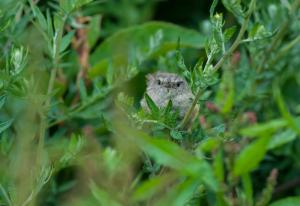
[90,181,122,206]
[224,26,237,42]
[240,119,288,137]
[87,15,101,48]
[158,177,201,206]
[270,196,300,206]
[170,130,183,140]
[210,0,220,17]
[213,150,224,182]
[145,93,159,117]
[133,173,178,201]
[233,135,271,176]
[242,173,253,206]
[0,119,13,134]
[215,68,234,114]
[60,0,93,13]
[89,21,207,78]
[221,0,244,18]
[120,126,219,191]
[268,129,297,149]
[198,138,221,152]
[60,30,75,53]
[78,79,88,100]
[163,99,173,115]
[0,94,7,110]
[273,85,300,135]
[244,24,273,42]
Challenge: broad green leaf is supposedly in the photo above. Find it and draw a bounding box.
[0,119,13,134]
[270,196,300,206]
[121,126,218,191]
[89,21,206,78]
[240,119,288,137]
[268,129,297,149]
[233,135,271,176]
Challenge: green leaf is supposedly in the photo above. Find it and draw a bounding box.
[215,68,234,114]
[210,0,220,17]
[145,93,160,116]
[198,138,221,152]
[78,79,88,100]
[268,129,297,149]
[121,126,218,191]
[170,130,183,140]
[242,173,253,206]
[60,30,75,53]
[270,196,300,206]
[60,0,93,13]
[213,150,224,182]
[0,94,7,110]
[106,62,114,85]
[221,0,244,18]
[90,181,122,206]
[224,26,237,42]
[244,24,273,42]
[133,173,177,201]
[158,177,201,206]
[233,135,271,176]
[89,21,206,78]
[88,15,101,48]
[240,119,288,137]
[30,3,47,31]
[163,99,173,115]
[0,119,13,134]
[273,85,300,135]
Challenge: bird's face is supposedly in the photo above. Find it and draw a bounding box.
[147,72,188,94]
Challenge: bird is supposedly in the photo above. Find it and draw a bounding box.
[140,72,199,121]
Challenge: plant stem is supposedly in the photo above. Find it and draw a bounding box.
[178,0,256,129]
[256,0,300,72]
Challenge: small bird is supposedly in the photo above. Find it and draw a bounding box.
[141,72,198,121]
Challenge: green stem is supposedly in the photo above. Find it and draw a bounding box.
[178,0,256,129]
[257,0,300,72]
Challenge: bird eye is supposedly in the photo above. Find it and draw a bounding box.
[176,82,183,87]
[157,80,161,85]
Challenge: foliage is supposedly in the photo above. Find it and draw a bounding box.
[0,0,300,205]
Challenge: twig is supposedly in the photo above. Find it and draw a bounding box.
[178,0,256,129]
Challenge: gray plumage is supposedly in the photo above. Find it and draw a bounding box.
[141,72,196,118]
